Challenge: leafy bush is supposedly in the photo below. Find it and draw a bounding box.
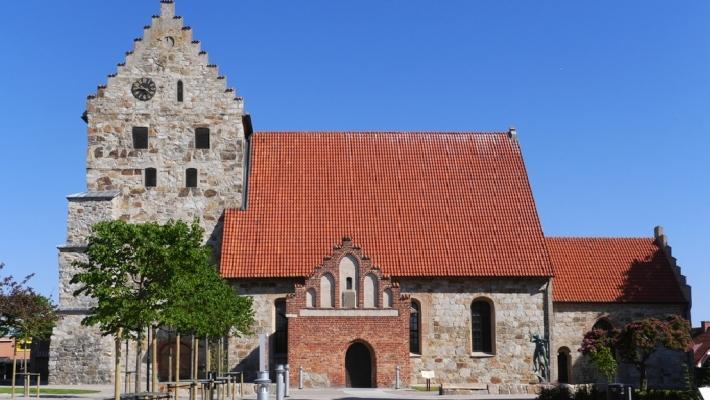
[537,386,573,400]
[695,367,710,387]
[572,385,603,400]
[589,346,617,383]
[633,389,701,400]
[535,386,700,400]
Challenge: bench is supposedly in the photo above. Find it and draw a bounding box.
[440,383,488,395]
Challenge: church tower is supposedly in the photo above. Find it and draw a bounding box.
[49,0,248,383]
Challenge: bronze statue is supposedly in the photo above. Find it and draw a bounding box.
[530,332,550,382]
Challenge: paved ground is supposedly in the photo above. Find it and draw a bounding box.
[0,386,536,400]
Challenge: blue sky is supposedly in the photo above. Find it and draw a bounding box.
[0,1,708,324]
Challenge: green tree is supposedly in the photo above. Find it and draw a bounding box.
[164,262,253,340]
[0,263,59,398]
[615,316,692,391]
[71,219,254,396]
[579,328,618,383]
[162,251,254,386]
[72,220,209,395]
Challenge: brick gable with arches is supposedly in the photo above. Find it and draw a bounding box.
[286,237,411,388]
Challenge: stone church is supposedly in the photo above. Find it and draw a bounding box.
[49,1,692,394]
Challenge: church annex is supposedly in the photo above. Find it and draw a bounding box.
[49,1,692,394]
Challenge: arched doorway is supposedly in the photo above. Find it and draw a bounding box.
[158,340,192,381]
[557,347,571,384]
[345,342,374,388]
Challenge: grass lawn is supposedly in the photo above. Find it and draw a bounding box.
[411,384,440,392]
[0,387,101,395]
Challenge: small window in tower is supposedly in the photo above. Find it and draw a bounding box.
[195,128,210,149]
[346,277,353,290]
[186,168,198,188]
[177,80,184,102]
[145,168,157,188]
[132,127,148,149]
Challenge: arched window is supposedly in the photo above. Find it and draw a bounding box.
[557,347,571,384]
[363,274,377,308]
[339,256,358,308]
[186,168,197,188]
[320,274,334,308]
[305,289,316,308]
[274,299,287,355]
[383,289,393,308]
[593,318,613,333]
[195,128,210,149]
[471,299,494,353]
[177,80,184,102]
[410,300,421,354]
[145,168,157,187]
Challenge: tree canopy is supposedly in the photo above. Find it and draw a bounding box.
[163,261,253,338]
[580,315,692,390]
[0,263,58,341]
[71,219,254,339]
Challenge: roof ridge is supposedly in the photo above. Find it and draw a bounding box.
[546,236,654,240]
[253,131,509,135]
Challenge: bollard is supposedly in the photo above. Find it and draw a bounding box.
[254,370,270,400]
[275,364,285,400]
[299,367,304,390]
[395,365,401,390]
[284,364,290,397]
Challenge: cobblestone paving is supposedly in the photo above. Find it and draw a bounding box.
[0,386,535,400]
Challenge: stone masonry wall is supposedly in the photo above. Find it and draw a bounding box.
[400,278,549,395]
[227,279,299,381]
[552,302,688,388]
[49,314,116,384]
[50,1,246,385]
[84,0,245,246]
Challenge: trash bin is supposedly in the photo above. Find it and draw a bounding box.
[607,384,631,400]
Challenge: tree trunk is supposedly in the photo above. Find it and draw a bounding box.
[205,338,210,378]
[11,338,17,400]
[175,333,180,384]
[135,331,143,393]
[23,337,29,397]
[151,326,158,391]
[115,329,123,400]
[191,336,197,400]
[218,338,222,376]
[639,363,647,392]
[192,336,197,382]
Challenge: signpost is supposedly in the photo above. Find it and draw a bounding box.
[421,370,435,391]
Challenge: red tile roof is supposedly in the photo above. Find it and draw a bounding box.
[220,132,553,278]
[546,237,687,303]
[693,332,710,366]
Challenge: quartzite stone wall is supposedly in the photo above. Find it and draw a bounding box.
[552,302,688,388]
[227,279,299,381]
[50,1,246,384]
[400,278,549,395]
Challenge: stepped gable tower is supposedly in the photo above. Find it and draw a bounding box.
[49,1,248,384]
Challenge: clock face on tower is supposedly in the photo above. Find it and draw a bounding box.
[131,78,157,101]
